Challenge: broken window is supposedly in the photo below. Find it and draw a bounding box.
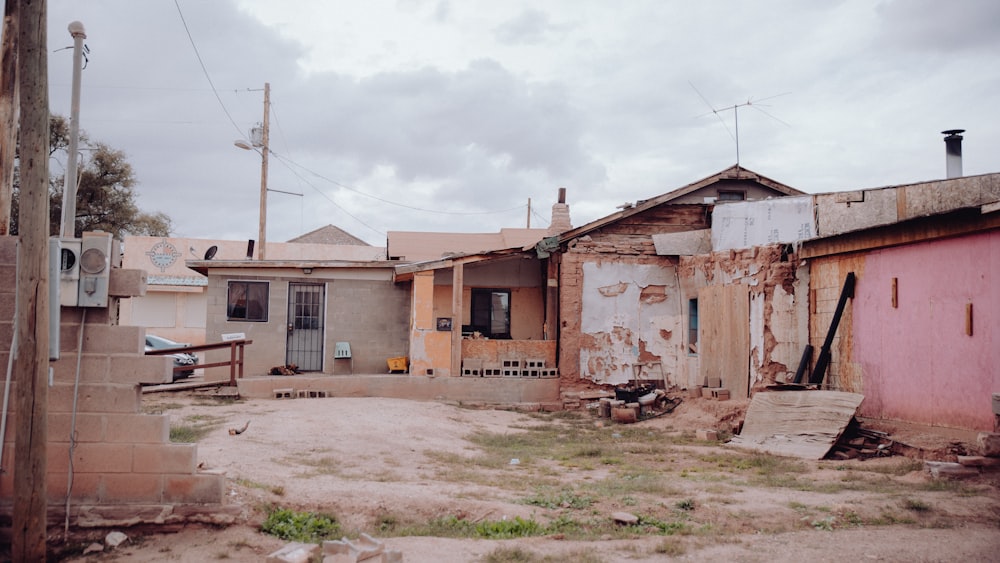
[470,288,511,339]
[688,298,699,355]
[227,281,269,322]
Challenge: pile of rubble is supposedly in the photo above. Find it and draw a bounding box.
[267,533,401,563]
[925,432,1000,479]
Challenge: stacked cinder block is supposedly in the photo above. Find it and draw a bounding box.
[501,358,522,377]
[0,236,230,528]
[461,359,483,377]
[701,376,729,400]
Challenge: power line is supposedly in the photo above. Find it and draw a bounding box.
[173,0,244,139]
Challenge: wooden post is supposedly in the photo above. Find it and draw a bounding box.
[12,0,50,559]
[0,0,18,235]
[451,262,463,377]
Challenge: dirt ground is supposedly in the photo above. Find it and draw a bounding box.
[58,388,1000,562]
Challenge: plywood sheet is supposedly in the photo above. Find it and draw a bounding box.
[727,390,864,459]
[699,284,750,398]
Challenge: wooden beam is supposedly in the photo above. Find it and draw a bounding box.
[13,0,50,559]
[800,209,1000,259]
[0,0,18,235]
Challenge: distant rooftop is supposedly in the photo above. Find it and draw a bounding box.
[386,228,548,262]
[287,224,370,246]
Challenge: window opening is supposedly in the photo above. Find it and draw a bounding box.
[688,298,699,355]
[470,288,511,339]
[227,281,269,322]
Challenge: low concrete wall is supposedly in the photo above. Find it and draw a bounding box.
[236,374,561,405]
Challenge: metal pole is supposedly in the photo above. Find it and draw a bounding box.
[60,21,85,238]
[257,82,269,260]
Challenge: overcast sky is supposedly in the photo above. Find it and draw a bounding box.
[45,0,1000,246]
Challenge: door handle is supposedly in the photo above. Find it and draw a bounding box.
[287,323,294,333]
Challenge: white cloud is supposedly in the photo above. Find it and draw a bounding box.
[43,0,1000,245]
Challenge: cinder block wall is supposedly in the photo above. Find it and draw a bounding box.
[0,236,227,528]
[327,279,411,373]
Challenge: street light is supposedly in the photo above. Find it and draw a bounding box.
[234,82,270,260]
[61,21,87,238]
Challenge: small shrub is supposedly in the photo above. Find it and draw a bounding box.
[903,498,931,512]
[675,498,695,511]
[522,489,593,510]
[261,507,340,542]
[475,516,542,539]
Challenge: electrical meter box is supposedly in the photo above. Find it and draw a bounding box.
[58,237,82,307]
[77,231,113,307]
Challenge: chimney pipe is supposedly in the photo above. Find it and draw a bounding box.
[942,129,964,179]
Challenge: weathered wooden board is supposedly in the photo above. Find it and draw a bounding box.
[727,390,864,459]
[699,284,750,399]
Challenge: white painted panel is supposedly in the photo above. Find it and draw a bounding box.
[580,262,680,385]
[712,196,815,250]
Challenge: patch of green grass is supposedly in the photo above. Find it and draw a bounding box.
[636,515,690,535]
[260,507,341,542]
[474,516,542,539]
[169,414,225,443]
[522,489,594,510]
[811,516,835,531]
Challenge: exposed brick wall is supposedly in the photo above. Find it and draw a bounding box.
[0,236,229,529]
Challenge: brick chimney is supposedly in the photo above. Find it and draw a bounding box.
[547,187,573,236]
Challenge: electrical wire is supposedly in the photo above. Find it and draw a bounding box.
[173,0,245,139]
[173,3,536,232]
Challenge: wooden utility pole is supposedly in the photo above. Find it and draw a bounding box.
[13,0,50,559]
[0,0,19,235]
[257,81,269,260]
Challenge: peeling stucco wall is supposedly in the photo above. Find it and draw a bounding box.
[579,261,681,385]
[678,245,807,390]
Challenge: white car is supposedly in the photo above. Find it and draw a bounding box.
[145,334,199,380]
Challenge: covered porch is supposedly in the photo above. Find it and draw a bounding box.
[394,246,560,380]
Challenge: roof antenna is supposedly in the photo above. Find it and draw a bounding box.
[689,82,791,172]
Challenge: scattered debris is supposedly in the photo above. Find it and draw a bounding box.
[315,533,401,562]
[228,421,251,435]
[978,432,1000,457]
[83,543,103,555]
[104,531,128,548]
[727,389,863,459]
[925,461,980,480]
[269,363,301,375]
[696,429,719,441]
[213,386,240,400]
[266,541,319,563]
[611,511,639,525]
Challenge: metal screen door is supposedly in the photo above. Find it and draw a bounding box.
[286,283,325,371]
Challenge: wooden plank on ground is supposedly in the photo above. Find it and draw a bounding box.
[727,390,864,459]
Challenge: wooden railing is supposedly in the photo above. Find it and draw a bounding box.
[146,339,253,386]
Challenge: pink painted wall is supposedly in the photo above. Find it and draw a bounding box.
[853,230,999,430]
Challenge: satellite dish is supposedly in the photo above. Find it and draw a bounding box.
[204,246,218,260]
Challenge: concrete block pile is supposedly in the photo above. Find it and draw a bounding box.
[267,534,401,563]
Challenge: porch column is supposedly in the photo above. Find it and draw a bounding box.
[451,262,464,376]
